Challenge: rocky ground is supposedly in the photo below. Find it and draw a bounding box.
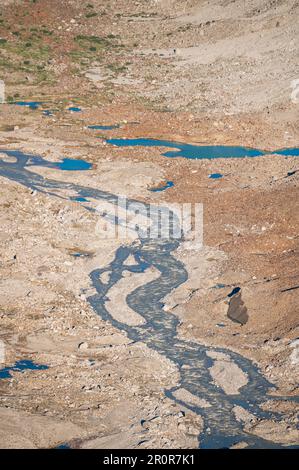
[0,0,298,448]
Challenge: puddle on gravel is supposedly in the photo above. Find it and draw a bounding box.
[70,196,88,202]
[88,124,119,130]
[149,180,174,192]
[70,250,93,258]
[13,101,42,110]
[209,173,223,179]
[228,287,241,297]
[68,107,82,112]
[72,252,90,258]
[107,138,299,160]
[0,360,48,379]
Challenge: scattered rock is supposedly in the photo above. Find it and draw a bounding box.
[209,358,248,395]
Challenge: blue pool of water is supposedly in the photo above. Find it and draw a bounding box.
[228,287,241,297]
[13,101,42,110]
[27,155,92,171]
[56,158,92,171]
[149,181,174,192]
[209,173,223,179]
[26,156,92,171]
[107,138,299,160]
[88,124,119,130]
[0,360,48,379]
[70,196,88,202]
[68,107,81,112]
[274,148,299,156]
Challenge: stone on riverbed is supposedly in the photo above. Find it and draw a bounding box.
[207,351,248,395]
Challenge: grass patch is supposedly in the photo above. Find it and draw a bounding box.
[0,36,55,84]
[106,63,127,74]
[70,34,124,64]
[75,35,111,47]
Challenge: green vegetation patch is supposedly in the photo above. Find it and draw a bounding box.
[75,35,112,48]
[70,34,124,65]
[0,34,55,84]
